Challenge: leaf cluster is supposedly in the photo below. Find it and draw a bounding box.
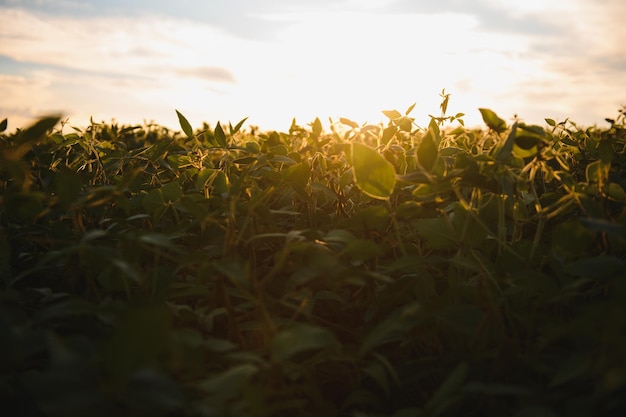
[0,102,625,417]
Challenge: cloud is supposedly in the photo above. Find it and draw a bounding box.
[0,7,252,127]
[0,8,248,80]
[176,66,236,83]
[1,2,624,131]
[0,0,90,12]
[0,71,60,127]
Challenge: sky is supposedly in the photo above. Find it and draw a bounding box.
[0,0,625,133]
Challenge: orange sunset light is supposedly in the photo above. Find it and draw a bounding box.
[0,0,624,131]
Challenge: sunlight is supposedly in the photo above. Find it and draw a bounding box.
[1,2,624,131]
[246,10,538,127]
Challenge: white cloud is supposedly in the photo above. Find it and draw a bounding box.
[0,8,250,78]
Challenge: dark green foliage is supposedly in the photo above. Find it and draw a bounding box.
[1,102,625,417]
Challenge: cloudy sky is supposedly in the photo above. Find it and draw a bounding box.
[1,0,624,132]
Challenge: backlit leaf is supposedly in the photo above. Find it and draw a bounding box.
[515,124,547,150]
[21,115,61,142]
[381,125,398,145]
[311,117,323,138]
[161,181,183,202]
[397,116,414,132]
[598,139,613,165]
[608,182,626,202]
[339,117,359,129]
[495,123,517,161]
[352,142,396,200]
[286,162,311,190]
[479,108,507,133]
[417,127,438,172]
[230,116,248,135]
[382,109,402,120]
[175,109,194,139]
[214,121,227,148]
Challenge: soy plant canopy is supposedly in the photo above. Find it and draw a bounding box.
[1,99,625,417]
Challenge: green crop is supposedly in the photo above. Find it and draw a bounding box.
[0,95,625,417]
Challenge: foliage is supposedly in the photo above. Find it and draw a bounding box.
[1,98,625,417]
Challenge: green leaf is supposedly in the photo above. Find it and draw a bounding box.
[417,127,438,172]
[0,118,7,133]
[479,108,507,133]
[598,139,613,165]
[271,155,297,165]
[381,125,398,145]
[428,117,442,145]
[515,134,542,150]
[147,139,173,161]
[352,142,397,200]
[451,203,487,248]
[142,182,182,215]
[514,124,547,150]
[585,160,605,183]
[397,116,414,132]
[286,162,311,190]
[495,123,517,162]
[195,169,214,191]
[608,182,626,202]
[322,229,356,249]
[212,259,251,291]
[142,189,164,215]
[175,109,194,139]
[414,218,457,250]
[199,364,258,400]
[22,115,61,141]
[212,171,229,195]
[137,233,179,250]
[214,121,227,148]
[311,117,323,138]
[513,143,539,159]
[271,323,339,361]
[230,116,248,135]
[339,117,359,129]
[161,181,183,202]
[359,303,420,356]
[233,156,257,165]
[440,94,450,115]
[382,109,402,120]
[545,118,556,127]
[341,239,385,263]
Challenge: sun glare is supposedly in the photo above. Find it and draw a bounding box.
[1,1,624,131]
